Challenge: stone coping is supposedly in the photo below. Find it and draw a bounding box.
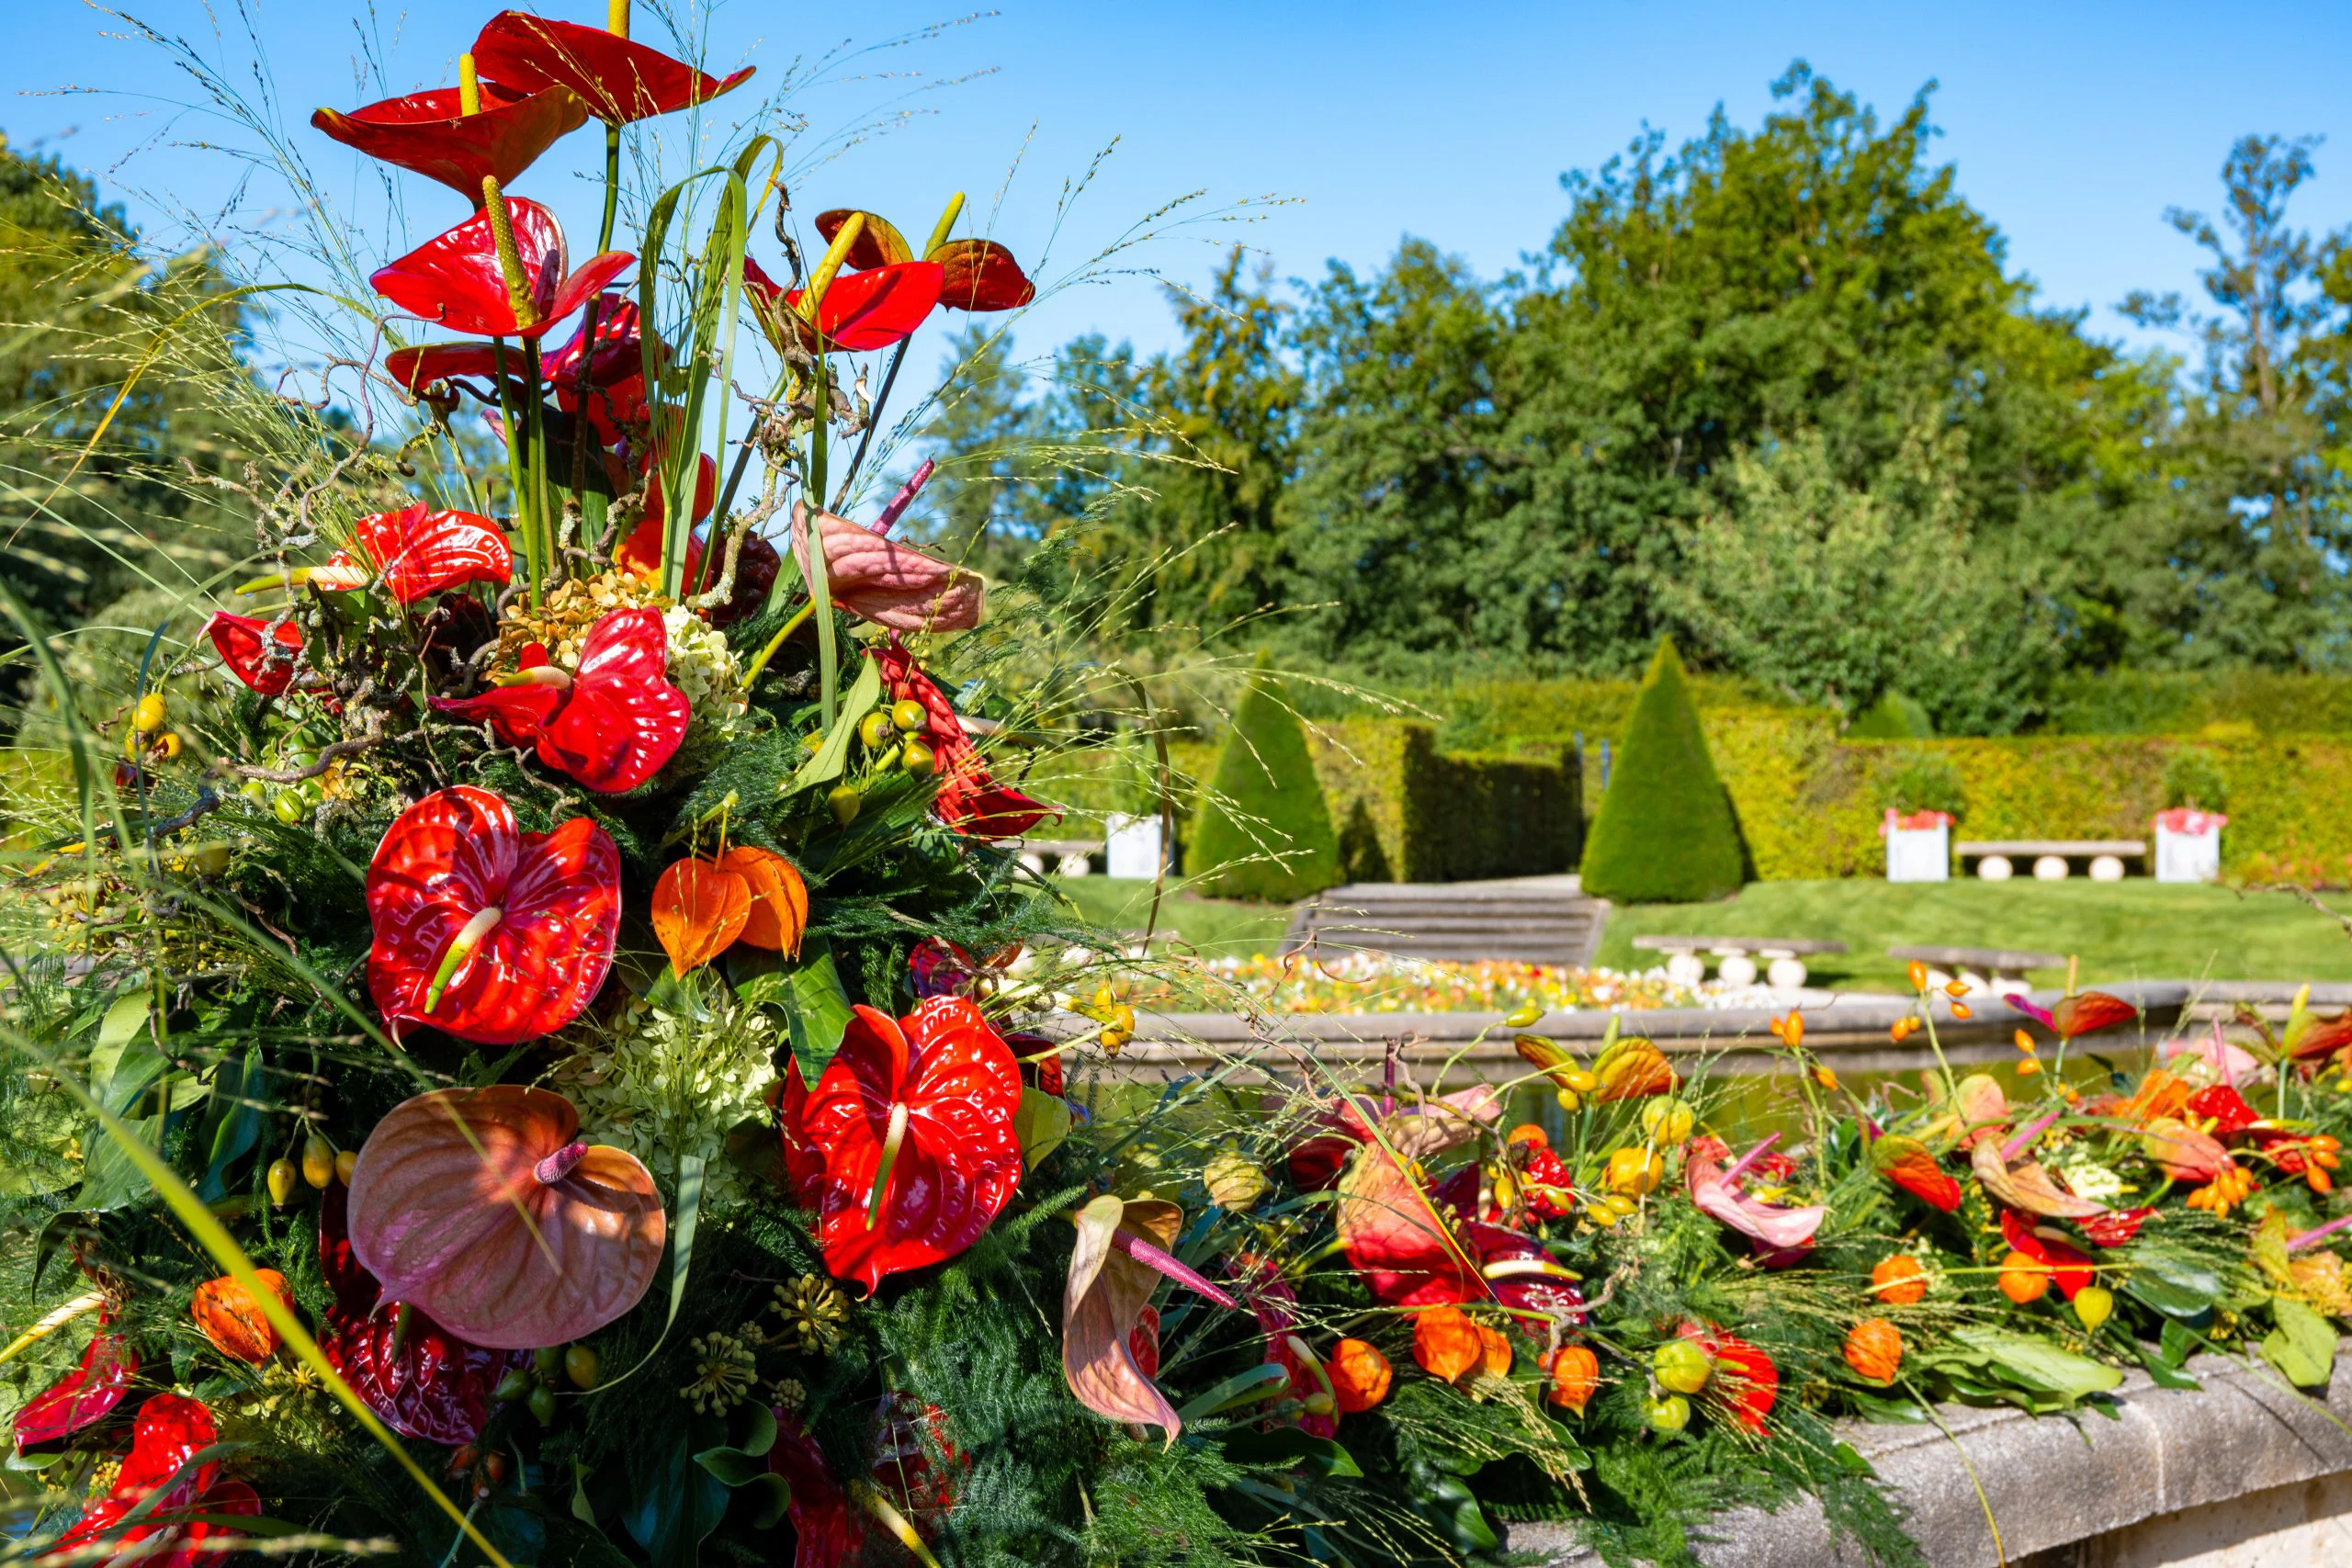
[1505,1348,2352,1567]
[1114,982,2352,1080]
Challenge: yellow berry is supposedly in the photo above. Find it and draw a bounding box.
[157,731,184,761]
[890,699,928,733]
[132,693,166,732]
[334,1149,357,1185]
[300,1134,334,1190]
[858,710,895,749]
[266,1158,299,1207]
[2073,1286,2114,1333]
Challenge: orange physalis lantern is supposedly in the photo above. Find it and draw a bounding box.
[1328,1338,1393,1413]
[1545,1344,1600,1414]
[1870,1256,1928,1305]
[1411,1305,1485,1383]
[1843,1319,1904,1384]
[191,1270,294,1363]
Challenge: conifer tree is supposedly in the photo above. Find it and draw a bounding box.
[1183,659,1339,900]
[1579,637,1744,902]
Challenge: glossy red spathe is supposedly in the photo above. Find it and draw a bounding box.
[204,611,305,697]
[311,82,588,201]
[10,1324,137,1452]
[364,784,621,1043]
[40,1393,260,1568]
[782,996,1023,1292]
[372,197,631,341]
[321,503,513,604]
[472,10,754,124]
[875,643,1057,840]
[744,255,944,354]
[432,607,690,793]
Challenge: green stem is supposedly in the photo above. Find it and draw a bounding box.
[521,337,554,591]
[598,124,622,254]
[490,338,537,605]
[741,600,816,690]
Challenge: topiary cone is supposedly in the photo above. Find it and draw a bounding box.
[1578,637,1744,903]
[1183,655,1340,901]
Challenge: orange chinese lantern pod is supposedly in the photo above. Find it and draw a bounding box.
[1942,980,1968,998]
[191,1269,294,1363]
[650,856,752,976]
[1780,1010,1804,1049]
[1907,960,1928,992]
[1843,1318,1904,1384]
[1328,1337,1393,1413]
[1412,1305,1485,1383]
[1998,1249,2052,1304]
[1545,1344,1600,1414]
[718,844,808,954]
[1951,1002,1974,1021]
[1474,1324,1513,1380]
[1869,1256,1928,1304]
[2017,1060,2041,1077]
[2013,1030,2037,1054]
[1505,1123,1549,1149]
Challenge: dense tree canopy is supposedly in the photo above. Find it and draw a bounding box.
[922,64,2352,732]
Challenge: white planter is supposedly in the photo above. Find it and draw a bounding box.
[1104,813,1166,880]
[1885,824,1950,882]
[2155,823,2222,884]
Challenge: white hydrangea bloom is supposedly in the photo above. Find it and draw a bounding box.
[554,1000,777,1206]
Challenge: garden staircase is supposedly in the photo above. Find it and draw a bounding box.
[1280,876,1606,968]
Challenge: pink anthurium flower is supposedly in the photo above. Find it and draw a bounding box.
[1686,1134,1826,1263]
[371,196,631,340]
[365,784,621,1044]
[203,611,304,697]
[432,607,690,794]
[311,82,588,201]
[793,502,981,632]
[780,996,1023,1293]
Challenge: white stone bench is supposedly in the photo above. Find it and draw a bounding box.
[1957,838,2148,883]
[1630,935,1847,989]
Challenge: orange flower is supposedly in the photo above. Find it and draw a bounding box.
[191,1270,293,1363]
[1997,1249,2051,1304]
[1843,1319,1904,1383]
[1505,1123,1549,1149]
[1411,1305,1485,1383]
[1328,1338,1392,1412]
[650,857,751,977]
[1474,1324,1513,1379]
[1545,1344,1600,1414]
[718,845,809,954]
[1906,960,1928,991]
[1870,1256,1928,1304]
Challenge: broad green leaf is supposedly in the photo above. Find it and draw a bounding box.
[2261,1298,2337,1388]
[2122,1249,2226,1318]
[1220,1427,1364,1479]
[788,657,881,795]
[96,991,150,1050]
[1947,1327,2123,1401]
[781,940,854,1074]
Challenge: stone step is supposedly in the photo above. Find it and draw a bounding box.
[1283,880,1608,966]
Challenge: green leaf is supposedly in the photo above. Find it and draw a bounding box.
[743,1472,792,1530]
[2130,1337,2202,1392]
[623,1429,729,1568]
[97,990,151,1050]
[780,941,854,1074]
[788,657,882,795]
[1219,1427,1363,1479]
[197,1048,266,1203]
[693,1446,768,1487]
[2122,1248,2227,1318]
[1945,1328,2123,1402]
[2261,1298,2337,1388]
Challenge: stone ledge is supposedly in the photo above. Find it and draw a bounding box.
[1504,1349,2352,1567]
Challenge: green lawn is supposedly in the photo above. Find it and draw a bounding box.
[1054,874,2352,991]
[1594,878,2352,991]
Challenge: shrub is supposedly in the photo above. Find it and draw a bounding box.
[1884,748,1967,818]
[1306,722,1582,884]
[1578,638,1745,902]
[1848,692,1936,739]
[1183,661,1340,900]
[2163,747,2231,812]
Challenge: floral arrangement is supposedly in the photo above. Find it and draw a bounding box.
[4,11,2352,1568]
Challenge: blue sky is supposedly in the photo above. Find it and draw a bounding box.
[9,0,2352,377]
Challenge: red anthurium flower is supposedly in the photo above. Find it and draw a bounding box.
[812,209,1035,312]
[768,1412,865,1568]
[780,996,1023,1292]
[1681,1325,1779,1434]
[473,10,754,124]
[298,503,512,604]
[384,341,508,393]
[364,784,621,1044]
[743,254,944,354]
[372,197,631,341]
[1227,1256,1337,1438]
[314,1183,531,1445]
[433,608,690,794]
[1868,1132,1963,1213]
[203,611,304,697]
[311,82,588,201]
[43,1393,261,1568]
[551,291,655,439]
[932,239,1036,311]
[2000,1211,2095,1300]
[2185,1083,2260,1136]
[2078,1206,2157,1247]
[2007,989,2139,1041]
[875,642,1057,840]
[11,1322,137,1452]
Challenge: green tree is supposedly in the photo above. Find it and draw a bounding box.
[1578,637,1744,903]
[1182,659,1339,901]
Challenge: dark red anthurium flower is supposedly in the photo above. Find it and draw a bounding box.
[743,255,944,354]
[780,996,1023,1292]
[365,784,621,1044]
[10,1322,137,1452]
[472,10,754,124]
[551,291,655,439]
[812,209,1035,312]
[768,1411,865,1568]
[203,611,304,697]
[875,642,1057,840]
[315,1184,530,1445]
[432,607,690,794]
[42,1393,261,1568]
[281,503,512,604]
[372,197,631,341]
[311,82,588,202]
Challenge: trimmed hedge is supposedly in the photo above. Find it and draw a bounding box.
[1579,639,1746,903]
[1182,664,1340,899]
[1306,722,1582,884]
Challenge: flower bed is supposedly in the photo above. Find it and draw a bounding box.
[1127,953,1763,1014]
